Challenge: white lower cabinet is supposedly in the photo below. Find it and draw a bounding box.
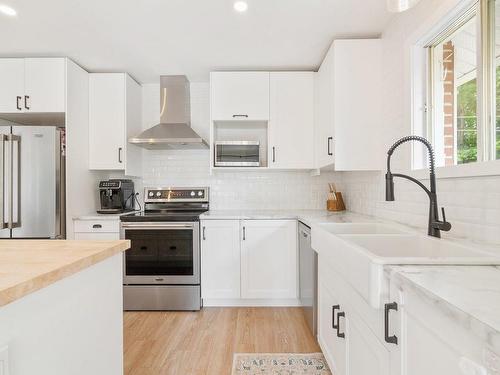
[390,281,494,375]
[73,219,120,240]
[318,280,347,375]
[200,219,298,305]
[200,220,241,299]
[318,277,390,375]
[347,310,390,375]
[241,220,297,299]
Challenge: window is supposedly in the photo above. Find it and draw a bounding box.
[429,14,478,166]
[425,0,500,169]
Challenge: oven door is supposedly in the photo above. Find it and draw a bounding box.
[121,222,200,285]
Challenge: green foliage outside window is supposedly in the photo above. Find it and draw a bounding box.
[456,78,477,164]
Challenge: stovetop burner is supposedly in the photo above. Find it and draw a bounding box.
[120,187,209,223]
[121,210,207,222]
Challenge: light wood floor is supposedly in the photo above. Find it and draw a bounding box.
[124,307,320,375]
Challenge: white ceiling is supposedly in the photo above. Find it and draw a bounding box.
[0,0,393,83]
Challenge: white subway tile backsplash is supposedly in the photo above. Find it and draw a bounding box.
[337,170,500,245]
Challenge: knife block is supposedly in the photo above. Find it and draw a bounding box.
[327,192,346,212]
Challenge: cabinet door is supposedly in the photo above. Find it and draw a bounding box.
[210,72,270,121]
[201,220,241,300]
[241,220,297,299]
[89,73,126,170]
[318,281,347,375]
[395,285,491,375]
[269,72,314,169]
[315,44,335,168]
[0,58,25,113]
[333,39,384,171]
[347,310,390,375]
[24,58,66,113]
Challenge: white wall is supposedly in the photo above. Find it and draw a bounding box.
[337,0,500,245]
[140,82,336,210]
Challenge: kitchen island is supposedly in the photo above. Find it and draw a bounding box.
[0,240,130,375]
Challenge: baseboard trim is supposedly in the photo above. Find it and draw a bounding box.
[202,298,301,307]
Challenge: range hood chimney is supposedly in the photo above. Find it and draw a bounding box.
[129,75,208,150]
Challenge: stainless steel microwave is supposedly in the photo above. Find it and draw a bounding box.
[214,141,260,167]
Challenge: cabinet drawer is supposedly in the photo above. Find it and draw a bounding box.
[73,220,120,233]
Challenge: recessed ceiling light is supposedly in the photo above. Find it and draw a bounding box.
[233,1,248,13]
[0,4,16,17]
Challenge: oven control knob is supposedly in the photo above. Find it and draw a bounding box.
[190,191,195,196]
[198,191,203,196]
[156,192,161,197]
[148,191,154,197]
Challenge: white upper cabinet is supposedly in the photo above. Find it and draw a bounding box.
[0,59,25,113]
[0,58,65,113]
[315,45,335,168]
[269,72,315,169]
[315,39,385,171]
[210,72,270,121]
[89,73,142,176]
[240,220,297,299]
[24,58,66,113]
[201,220,241,300]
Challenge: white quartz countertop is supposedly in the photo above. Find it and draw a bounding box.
[390,265,500,350]
[202,208,500,342]
[199,209,378,227]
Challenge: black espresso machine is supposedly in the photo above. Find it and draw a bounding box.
[98,179,135,214]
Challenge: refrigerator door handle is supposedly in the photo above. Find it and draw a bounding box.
[8,134,21,229]
[0,134,6,229]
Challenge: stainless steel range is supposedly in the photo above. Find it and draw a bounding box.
[120,187,209,311]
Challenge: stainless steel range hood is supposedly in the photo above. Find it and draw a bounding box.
[129,75,208,150]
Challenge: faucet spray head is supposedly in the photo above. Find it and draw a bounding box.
[385,172,395,201]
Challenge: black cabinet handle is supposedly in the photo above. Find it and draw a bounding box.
[232,114,249,118]
[202,226,206,240]
[332,305,340,329]
[336,311,345,339]
[384,302,398,345]
[92,224,102,229]
[242,226,246,240]
[118,147,123,163]
[24,95,30,110]
[272,147,276,163]
[16,96,22,110]
[327,137,333,156]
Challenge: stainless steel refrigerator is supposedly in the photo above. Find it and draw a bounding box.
[0,125,65,239]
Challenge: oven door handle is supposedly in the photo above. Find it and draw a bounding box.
[121,223,195,230]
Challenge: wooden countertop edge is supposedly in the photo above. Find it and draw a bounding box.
[0,240,130,308]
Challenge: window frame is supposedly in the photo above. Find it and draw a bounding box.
[410,0,500,178]
[425,3,482,166]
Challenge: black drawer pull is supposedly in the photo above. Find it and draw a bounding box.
[232,114,248,118]
[384,302,398,345]
[332,305,340,329]
[169,246,177,250]
[92,224,102,229]
[336,311,345,339]
[140,246,148,251]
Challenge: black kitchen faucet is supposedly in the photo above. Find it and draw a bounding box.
[385,136,451,238]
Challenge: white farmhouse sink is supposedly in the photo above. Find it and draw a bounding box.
[311,224,500,309]
[317,222,411,235]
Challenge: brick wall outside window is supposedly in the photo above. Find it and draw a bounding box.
[442,41,455,166]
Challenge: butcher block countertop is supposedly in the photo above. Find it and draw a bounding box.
[0,240,130,307]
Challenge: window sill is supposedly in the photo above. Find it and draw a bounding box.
[408,159,500,180]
